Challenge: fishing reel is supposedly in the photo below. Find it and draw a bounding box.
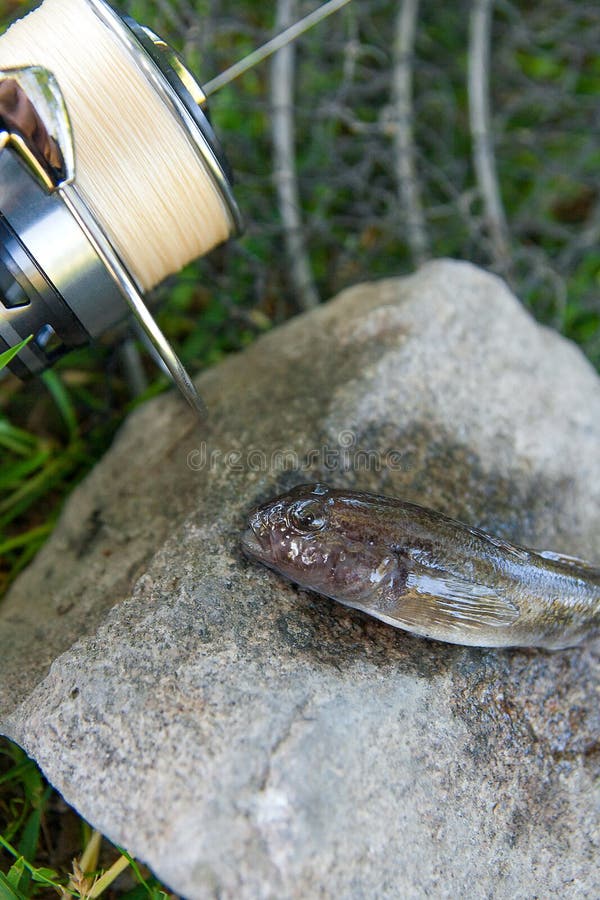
[0,0,242,416]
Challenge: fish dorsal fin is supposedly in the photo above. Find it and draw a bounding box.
[537,549,600,575]
[394,567,519,634]
[477,530,530,562]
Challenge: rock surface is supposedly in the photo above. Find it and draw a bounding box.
[1,260,599,898]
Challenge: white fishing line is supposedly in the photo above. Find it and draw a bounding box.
[0,0,231,290]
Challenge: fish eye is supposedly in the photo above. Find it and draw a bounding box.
[289,499,327,532]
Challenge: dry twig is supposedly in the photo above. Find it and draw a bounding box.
[391,0,429,267]
[468,0,511,273]
[271,0,320,310]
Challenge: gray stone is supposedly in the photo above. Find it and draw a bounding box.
[1,259,599,898]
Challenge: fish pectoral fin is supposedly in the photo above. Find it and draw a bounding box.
[396,568,519,633]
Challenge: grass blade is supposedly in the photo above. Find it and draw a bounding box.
[41,371,79,442]
[0,337,32,372]
[0,868,28,900]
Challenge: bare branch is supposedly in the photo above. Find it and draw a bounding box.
[118,337,148,398]
[271,0,320,310]
[468,0,511,273]
[391,0,429,268]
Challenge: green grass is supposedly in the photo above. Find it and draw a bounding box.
[0,742,172,897]
[0,367,91,597]
[1,0,599,891]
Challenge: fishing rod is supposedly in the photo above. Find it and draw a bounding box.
[0,0,350,416]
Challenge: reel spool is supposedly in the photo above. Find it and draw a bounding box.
[0,0,242,416]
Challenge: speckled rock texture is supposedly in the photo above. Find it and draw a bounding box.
[1,260,599,898]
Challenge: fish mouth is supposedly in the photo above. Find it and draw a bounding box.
[241,527,266,559]
[241,510,271,560]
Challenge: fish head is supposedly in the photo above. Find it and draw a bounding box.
[242,483,400,603]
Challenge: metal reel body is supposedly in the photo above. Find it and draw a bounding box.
[0,150,125,376]
[0,0,241,414]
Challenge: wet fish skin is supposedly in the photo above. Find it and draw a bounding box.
[241,483,600,649]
